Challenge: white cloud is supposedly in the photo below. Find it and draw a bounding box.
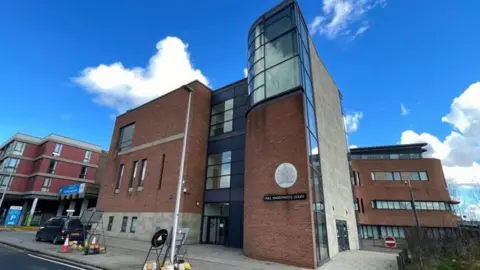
[344,112,363,132]
[309,0,386,40]
[400,103,409,116]
[400,82,480,185]
[243,68,248,78]
[349,145,359,149]
[74,36,209,113]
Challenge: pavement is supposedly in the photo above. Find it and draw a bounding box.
[0,230,399,270]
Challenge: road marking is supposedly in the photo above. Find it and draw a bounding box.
[27,254,86,270]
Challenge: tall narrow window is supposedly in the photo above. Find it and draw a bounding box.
[209,99,234,136]
[360,198,365,213]
[47,160,57,174]
[130,217,137,233]
[115,164,124,192]
[41,177,52,192]
[158,155,165,189]
[138,159,147,188]
[12,142,26,156]
[129,161,138,188]
[53,143,63,156]
[107,216,114,231]
[120,216,128,232]
[79,166,88,179]
[118,123,135,151]
[353,171,360,186]
[84,150,92,163]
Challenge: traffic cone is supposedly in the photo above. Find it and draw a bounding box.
[91,235,97,249]
[61,234,70,253]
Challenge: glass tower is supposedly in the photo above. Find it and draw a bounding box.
[247,0,329,264]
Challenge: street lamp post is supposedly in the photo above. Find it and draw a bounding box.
[170,86,193,264]
[405,177,423,269]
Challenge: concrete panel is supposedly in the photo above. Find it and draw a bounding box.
[308,38,359,257]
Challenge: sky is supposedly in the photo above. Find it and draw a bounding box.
[1,0,479,214]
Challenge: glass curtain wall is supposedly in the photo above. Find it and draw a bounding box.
[247,2,329,264]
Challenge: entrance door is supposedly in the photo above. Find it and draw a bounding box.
[336,220,350,252]
[206,217,228,245]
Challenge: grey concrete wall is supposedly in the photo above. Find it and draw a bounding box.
[308,38,359,258]
[102,212,201,244]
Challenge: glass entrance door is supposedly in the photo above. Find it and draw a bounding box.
[206,216,228,245]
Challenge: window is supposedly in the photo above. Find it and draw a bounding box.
[419,172,428,181]
[264,6,294,43]
[0,175,12,190]
[67,219,82,229]
[360,198,365,213]
[130,217,137,233]
[139,159,147,187]
[47,160,57,174]
[53,143,63,156]
[118,123,135,151]
[393,172,401,181]
[107,216,114,231]
[354,198,359,211]
[265,31,297,68]
[41,177,52,192]
[352,171,360,186]
[79,166,88,179]
[206,151,232,190]
[385,172,394,181]
[120,216,128,232]
[12,141,26,156]
[158,155,166,189]
[390,154,399,159]
[129,161,138,188]
[210,99,234,136]
[1,158,20,173]
[115,164,124,192]
[265,56,300,98]
[84,150,92,163]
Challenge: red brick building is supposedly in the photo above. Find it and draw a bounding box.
[0,133,104,226]
[351,143,459,241]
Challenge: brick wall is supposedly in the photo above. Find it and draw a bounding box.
[244,91,317,269]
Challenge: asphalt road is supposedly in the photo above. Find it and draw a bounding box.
[0,243,89,270]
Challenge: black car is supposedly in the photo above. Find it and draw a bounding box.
[35,216,84,244]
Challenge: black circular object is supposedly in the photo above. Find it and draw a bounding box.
[151,229,168,248]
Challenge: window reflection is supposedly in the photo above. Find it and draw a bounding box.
[265,57,300,98]
[265,31,296,68]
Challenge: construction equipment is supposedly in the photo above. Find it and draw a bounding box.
[79,208,106,255]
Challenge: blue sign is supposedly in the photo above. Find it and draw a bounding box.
[5,206,23,226]
[59,183,85,196]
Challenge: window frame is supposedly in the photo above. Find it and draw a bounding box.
[120,216,128,232]
[138,159,147,187]
[129,161,138,188]
[41,177,52,192]
[84,150,92,163]
[130,217,137,233]
[118,123,136,152]
[53,143,63,156]
[79,166,88,179]
[12,141,26,156]
[115,164,124,192]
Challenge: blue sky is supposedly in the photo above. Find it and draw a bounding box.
[1,1,479,189]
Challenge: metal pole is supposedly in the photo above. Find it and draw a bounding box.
[170,87,193,264]
[405,178,423,269]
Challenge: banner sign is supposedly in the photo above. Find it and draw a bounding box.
[59,183,85,196]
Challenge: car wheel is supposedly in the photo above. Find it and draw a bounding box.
[35,232,42,242]
[53,235,59,245]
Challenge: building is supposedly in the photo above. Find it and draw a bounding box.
[350,143,459,241]
[97,0,358,268]
[0,133,104,226]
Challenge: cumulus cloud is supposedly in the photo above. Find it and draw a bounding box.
[400,82,480,185]
[243,68,248,78]
[349,145,359,149]
[74,36,209,113]
[344,112,363,132]
[309,0,386,40]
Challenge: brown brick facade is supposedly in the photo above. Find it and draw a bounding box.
[353,158,458,228]
[97,81,211,215]
[244,91,317,269]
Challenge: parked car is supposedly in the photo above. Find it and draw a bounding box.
[35,216,84,244]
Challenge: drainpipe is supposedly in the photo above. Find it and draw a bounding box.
[170,85,193,264]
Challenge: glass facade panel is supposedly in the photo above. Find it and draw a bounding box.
[210,110,233,126]
[265,31,296,68]
[207,164,231,177]
[264,6,294,42]
[211,99,234,115]
[306,103,317,136]
[303,70,313,103]
[265,57,300,98]
[206,176,230,189]
[252,87,265,104]
[208,151,232,165]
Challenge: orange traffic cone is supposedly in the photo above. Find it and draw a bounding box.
[61,234,70,253]
[91,235,97,249]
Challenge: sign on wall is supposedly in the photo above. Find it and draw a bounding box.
[275,163,297,189]
[59,183,86,196]
[5,206,23,226]
[264,193,307,202]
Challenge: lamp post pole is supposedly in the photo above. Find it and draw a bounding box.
[405,177,423,269]
[170,87,193,264]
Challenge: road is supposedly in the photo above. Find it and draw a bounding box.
[0,243,89,270]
